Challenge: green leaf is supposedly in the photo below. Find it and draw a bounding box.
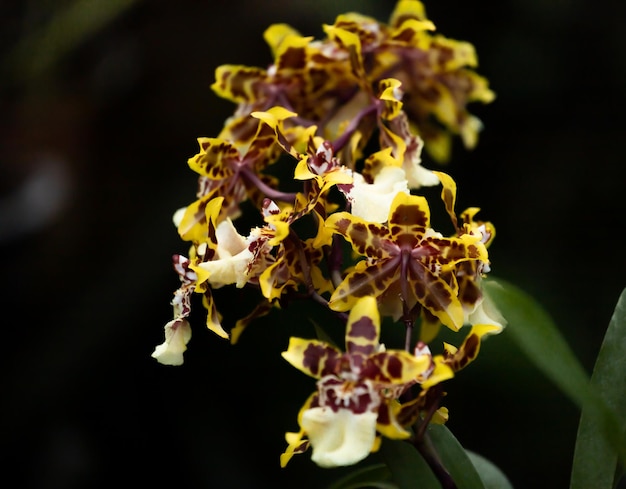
[427,424,485,489]
[483,277,592,408]
[326,463,397,489]
[570,288,626,489]
[484,278,626,479]
[380,438,442,489]
[466,450,514,489]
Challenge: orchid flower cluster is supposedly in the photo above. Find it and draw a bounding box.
[153,0,504,471]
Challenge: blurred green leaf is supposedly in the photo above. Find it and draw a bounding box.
[570,288,626,489]
[483,277,592,407]
[484,278,626,478]
[466,450,514,489]
[427,424,485,489]
[4,0,140,84]
[380,439,442,489]
[326,463,397,489]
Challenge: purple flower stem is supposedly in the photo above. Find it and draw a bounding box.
[411,386,456,488]
[415,433,458,489]
[241,167,297,203]
[332,103,377,153]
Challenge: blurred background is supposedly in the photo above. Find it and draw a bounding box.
[1,0,625,488]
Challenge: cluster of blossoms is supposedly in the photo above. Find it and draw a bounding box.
[153,0,504,468]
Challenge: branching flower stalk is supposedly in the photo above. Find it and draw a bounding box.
[152,0,505,482]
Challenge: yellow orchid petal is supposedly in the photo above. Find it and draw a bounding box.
[177,197,210,243]
[370,436,382,453]
[390,18,435,48]
[293,157,317,181]
[263,23,301,56]
[202,291,227,339]
[421,356,454,390]
[281,393,316,467]
[431,406,449,424]
[251,106,298,129]
[363,147,401,177]
[376,400,411,440]
[419,309,441,343]
[280,430,310,468]
[259,258,295,302]
[432,171,459,230]
[389,0,429,26]
[378,78,404,119]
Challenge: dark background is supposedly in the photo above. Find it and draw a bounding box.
[1,0,625,488]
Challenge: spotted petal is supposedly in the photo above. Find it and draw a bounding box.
[443,324,501,371]
[389,17,435,47]
[188,138,238,179]
[345,296,380,357]
[280,392,316,467]
[325,213,393,260]
[387,192,430,239]
[274,33,314,73]
[367,349,431,385]
[376,400,411,439]
[177,193,219,243]
[282,338,342,379]
[211,64,266,104]
[323,25,367,86]
[378,78,404,120]
[329,258,401,313]
[419,233,487,273]
[258,238,308,301]
[407,259,464,330]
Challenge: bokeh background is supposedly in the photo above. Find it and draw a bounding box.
[2,0,625,488]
